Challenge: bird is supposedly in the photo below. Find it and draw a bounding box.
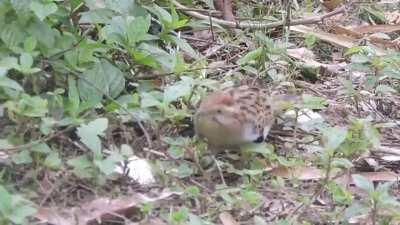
[194,85,294,151]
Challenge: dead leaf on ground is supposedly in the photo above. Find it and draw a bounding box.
[35,190,180,225]
[385,10,400,24]
[322,0,344,11]
[287,48,346,74]
[269,166,325,180]
[353,24,400,34]
[290,25,387,56]
[219,212,240,225]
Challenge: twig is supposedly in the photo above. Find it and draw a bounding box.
[172,0,346,29]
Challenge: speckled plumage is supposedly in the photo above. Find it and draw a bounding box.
[194,85,284,149]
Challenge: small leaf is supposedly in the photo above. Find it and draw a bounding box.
[23,36,37,52]
[44,152,62,170]
[322,126,348,150]
[30,2,58,21]
[237,48,262,65]
[76,118,108,155]
[11,150,32,165]
[0,77,23,91]
[170,35,199,59]
[163,79,193,103]
[302,94,328,110]
[352,174,374,193]
[19,53,33,70]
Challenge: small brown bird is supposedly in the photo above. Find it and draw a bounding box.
[194,85,293,150]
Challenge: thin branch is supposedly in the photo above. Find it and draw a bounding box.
[171,0,346,29]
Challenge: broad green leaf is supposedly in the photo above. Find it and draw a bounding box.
[0,77,23,91]
[137,43,176,71]
[31,143,51,154]
[19,53,33,70]
[140,92,162,108]
[322,126,348,150]
[79,8,115,23]
[0,22,25,48]
[11,150,32,165]
[94,152,123,175]
[30,2,58,21]
[23,36,37,52]
[27,19,56,48]
[163,80,193,103]
[170,35,199,59]
[9,201,37,224]
[78,59,125,104]
[0,186,12,215]
[352,174,374,193]
[127,15,151,45]
[76,118,108,155]
[67,155,92,170]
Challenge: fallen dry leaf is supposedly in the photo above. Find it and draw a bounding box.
[353,24,400,34]
[290,25,387,56]
[35,190,180,225]
[287,47,346,74]
[269,166,325,180]
[219,212,239,225]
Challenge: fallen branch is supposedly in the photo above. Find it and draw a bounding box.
[171,0,346,29]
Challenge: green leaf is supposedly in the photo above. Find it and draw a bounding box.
[30,2,58,21]
[0,77,23,91]
[11,150,32,165]
[331,158,354,169]
[67,155,92,170]
[322,126,348,150]
[140,91,162,108]
[27,19,56,48]
[237,48,262,65]
[170,35,199,59]
[352,174,374,193]
[167,145,185,159]
[31,143,51,154]
[78,59,125,104]
[375,84,397,94]
[80,8,115,24]
[127,15,151,45]
[137,43,176,71]
[7,195,37,224]
[302,94,328,110]
[0,22,25,48]
[163,79,193,103]
[94,152,123,175]
[23,36,37,52]
[67,76,80,117]
[304,33,317,48]
[7,94,48,117]
[44,152,62,170]
[76,118,108,156]
[0,186,12,215]
[19,53,33,70]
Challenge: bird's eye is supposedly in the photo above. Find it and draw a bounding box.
[217,109,222,113]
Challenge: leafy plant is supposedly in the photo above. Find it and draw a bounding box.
[0,186,36,225]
